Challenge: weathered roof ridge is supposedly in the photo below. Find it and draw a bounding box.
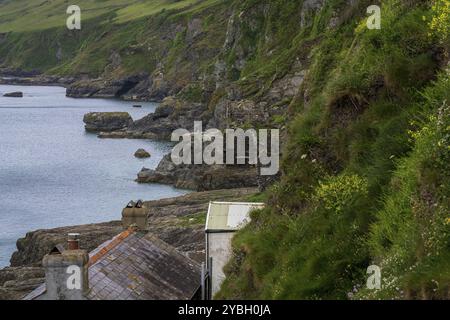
[88,227,135,267]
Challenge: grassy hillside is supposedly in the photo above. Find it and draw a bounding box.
[0,0,219,32]
[217,0,449,299]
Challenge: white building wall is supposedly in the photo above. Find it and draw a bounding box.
[207,232,235,298]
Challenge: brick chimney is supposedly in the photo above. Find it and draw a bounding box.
[42,233,89,300]
[122,200,149,230]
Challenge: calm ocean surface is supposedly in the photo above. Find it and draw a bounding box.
[0,85,187,267]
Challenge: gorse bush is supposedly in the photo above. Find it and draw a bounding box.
[428,0,450,46]
[314,174,368,214]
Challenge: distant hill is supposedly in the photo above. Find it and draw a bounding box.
[0,0,219,32]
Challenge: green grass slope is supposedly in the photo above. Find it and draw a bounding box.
[218,0,450,300]
[0,0,216,32]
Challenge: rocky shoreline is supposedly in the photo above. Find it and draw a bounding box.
[0,70,162,102]
[0,188,258,300]
[0,69,76,87]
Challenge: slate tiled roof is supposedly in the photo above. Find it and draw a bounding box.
[24,229,201,300]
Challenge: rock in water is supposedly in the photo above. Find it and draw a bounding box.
[133,104,142,108]
[3,91,23,97]
[134,149,151,158]
[83,112,132,133]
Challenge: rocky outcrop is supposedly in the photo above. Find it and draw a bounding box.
[129,96,208,139]
[66,74,151,100]
[0,67,41,78]
[0,76,75,86]
[10,222,123,267]
[134,148,151,158]
[1,188,258,299]
[83,112,132,133]
[300,0,326,28]
[3,91,23,97]
[146,67,171,101]
[137,154,259,191]
[0,68,76,86]
[0,267,45,300]
[97,96,208,140]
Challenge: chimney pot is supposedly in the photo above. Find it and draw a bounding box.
[68,233,80,250]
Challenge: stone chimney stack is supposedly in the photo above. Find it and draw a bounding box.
[122,200,149,230]
[42,233,89,300]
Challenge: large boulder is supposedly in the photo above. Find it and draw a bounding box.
[83,112,132,133]
[134,148,151,158]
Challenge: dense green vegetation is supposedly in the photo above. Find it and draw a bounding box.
[218,0,449,299]
[0,0,448,299]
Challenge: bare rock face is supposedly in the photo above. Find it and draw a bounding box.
[134,148,151,158]
[125,96,208,140]
[10,221,123,267]
[300,0,326,28]
[137,154,259,191]
[83,112,132,133]
[3,91,23,97]
[66,74,149,99]
[0,267,45,300]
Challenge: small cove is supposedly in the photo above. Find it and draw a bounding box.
[0,85,188,267]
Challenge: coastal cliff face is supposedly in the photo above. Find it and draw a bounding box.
[9,222,124,267]
[1,0,449,299]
